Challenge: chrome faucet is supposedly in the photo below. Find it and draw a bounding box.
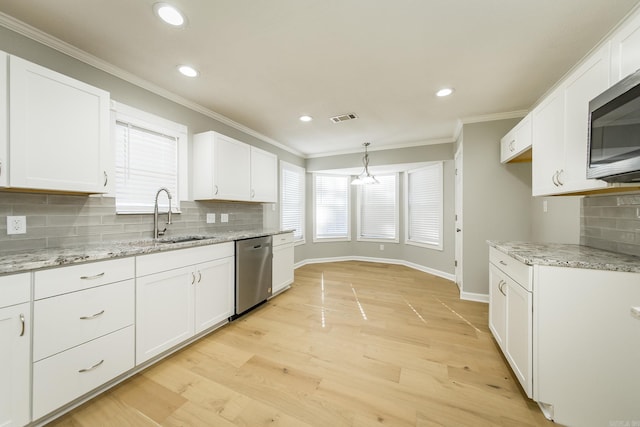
[154,187,172,239]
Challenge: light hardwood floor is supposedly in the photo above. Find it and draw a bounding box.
[49,261,555,427]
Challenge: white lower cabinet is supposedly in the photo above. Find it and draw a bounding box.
[32,258,135,422]
[135,243,234,364]
[490,248,640,427]
[488,249,532,397]
[534,266,640,427]
[272,232,294,295]
[0,273,31,427]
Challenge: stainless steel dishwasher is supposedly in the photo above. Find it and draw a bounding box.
[233,235,273,318]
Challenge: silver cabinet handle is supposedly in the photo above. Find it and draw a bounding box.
[214,185,219,195]
[197,271,202,283]
[103,171,108,187]
[251,189,255,198]
[80,310,105,320]
[499,260,507,266]
[191,272,196,285]
[19,313,25,337]
[78,359,104,373]
[552,171,559,186]
[557,169,564,186]
[80,272,105,280]
[498,280,507,296]
[509,140,515,152]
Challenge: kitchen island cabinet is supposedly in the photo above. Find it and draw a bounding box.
[0,273,31,427]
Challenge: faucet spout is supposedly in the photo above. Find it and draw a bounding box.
[154,187,173,239]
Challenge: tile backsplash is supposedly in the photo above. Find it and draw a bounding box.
[0,192,265,254]
[581,192,640,257]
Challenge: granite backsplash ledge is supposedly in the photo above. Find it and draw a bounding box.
[581,192,640,257]
[0,192,265,254]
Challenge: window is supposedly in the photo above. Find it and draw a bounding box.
[280,161,306,243]
[405,162,443,250]
[313,174,350,241]
[113,103,187,214]
[357,173,398,242]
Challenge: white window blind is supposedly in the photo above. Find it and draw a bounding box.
[280,161,305,242]
[406,163,443,249]
[358,174,398,241]
[314,174,350,241]
[114,121,179,214]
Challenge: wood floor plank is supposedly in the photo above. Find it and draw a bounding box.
[49,261,555,426]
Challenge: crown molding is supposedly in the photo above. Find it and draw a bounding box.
[460,110,528,125]
[304,137,455,159]
[0,12,304,158]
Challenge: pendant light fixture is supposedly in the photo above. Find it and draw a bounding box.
[351,142,379,185]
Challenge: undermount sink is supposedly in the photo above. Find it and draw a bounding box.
[157,235,207,244]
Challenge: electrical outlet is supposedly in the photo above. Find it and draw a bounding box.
[221,213,229,223]
[206,213,216,223]
[379,244,384,251]
[7,216,26,235]
[543,200,548,213]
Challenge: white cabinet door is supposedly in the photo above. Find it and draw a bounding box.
[0,51,7,188]
[488,264,507,350]
[250,146,278,203]
[9,55,110,193]
[194,257,234,334]
[505,279,532,398]
[561,43,610,194]
[532,87,565,196]
[0,303,31,427]
[610,9,640,83]
[136,266,194,364]
[272,243,294,295]
[193,131,251,201]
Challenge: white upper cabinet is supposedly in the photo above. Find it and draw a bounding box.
[610,9,640,83]
[500,114,532,164]
[0,51,7,188]
[532,44,610,196]
[250,146,277,203]
[193,131,277,202]
[8,55,110,193]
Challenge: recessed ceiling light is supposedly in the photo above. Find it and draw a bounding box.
[299,115,313,122]
[436,88,454,97]
[154,3,186,27]
[178,65,198,77]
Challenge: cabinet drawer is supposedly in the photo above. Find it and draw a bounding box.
[32,325,134,420]
[489,247,532,291]
[35,257,134,299]
[136,242,234,277]
[273,232,294,247]
[0,273,30,308]
[33,279,134,361]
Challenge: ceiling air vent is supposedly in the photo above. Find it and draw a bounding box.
[330,113,358,123]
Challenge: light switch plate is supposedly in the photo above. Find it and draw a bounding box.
[7,216,26,235]
[206,213,216,223]
[221,213,229,223]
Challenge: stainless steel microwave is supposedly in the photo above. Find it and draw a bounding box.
[587,68,640,183]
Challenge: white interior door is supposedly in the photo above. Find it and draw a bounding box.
[454,145,463,290]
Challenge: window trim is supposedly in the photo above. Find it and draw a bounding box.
[404,162,444,251]
[111,102,188,214]
[356,173,399,243]
[312,173,351,243]
[279,160,306,244]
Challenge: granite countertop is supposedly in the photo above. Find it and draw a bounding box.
[487,241,640,273]
[0,229,293,275]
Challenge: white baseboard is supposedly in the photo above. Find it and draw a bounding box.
[459,291,489,303]
[294,256,455,282]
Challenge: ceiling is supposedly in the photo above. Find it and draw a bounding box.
[0,0,639,158]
